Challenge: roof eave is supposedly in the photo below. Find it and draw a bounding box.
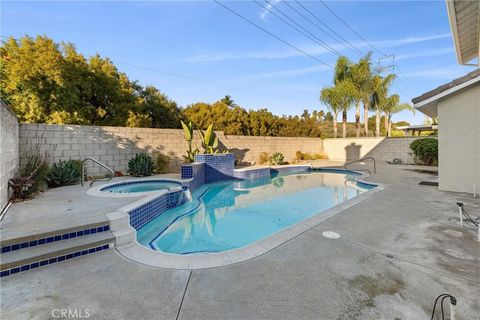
[446,0,464,65]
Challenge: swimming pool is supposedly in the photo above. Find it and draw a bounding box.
[137,170,374,254]
[100,180,182,193]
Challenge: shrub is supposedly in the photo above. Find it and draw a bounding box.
[155,153,170,174]
[128,153,154,177]
[9,142,49,201]
[410,138,438,166]
[258,152,269,165]
[294,151,328,162]
[295,151,304,161]
[270,152,284,165]
[47,159,82,187]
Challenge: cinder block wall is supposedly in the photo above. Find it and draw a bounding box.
[19,124,324,174]
[323,137,435,163]
[0,103,19,209]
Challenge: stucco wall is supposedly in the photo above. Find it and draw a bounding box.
[19,124,323,174]
[323,137,428,163]
[438,84,480,194]
[0,103,19,209]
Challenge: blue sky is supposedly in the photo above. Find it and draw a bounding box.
[2,0,477,124]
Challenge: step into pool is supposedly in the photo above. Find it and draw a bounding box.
[137,170,374,254]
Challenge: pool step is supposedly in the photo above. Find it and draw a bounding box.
[0,231,114,277]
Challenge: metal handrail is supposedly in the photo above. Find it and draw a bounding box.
[344,156,376,174]
[81,157,114,187]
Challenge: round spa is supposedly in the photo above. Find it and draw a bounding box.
[100,179,183,194]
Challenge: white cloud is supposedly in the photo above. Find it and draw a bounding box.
[402,65,469,79]
[258,0,281,20]
[231,65,331,82]
[185,33,452,62]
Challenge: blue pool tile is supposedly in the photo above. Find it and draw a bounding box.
[12,244,20,251]
[102,244,109,250]
[40,260,49,266]
[38,238,46,245]
[103,225,110,231]
[88,248,96,253]
[62,234,69,240]
[97,227,103,232]
[20,242,29,249]
[66,254,74,259]
[31,262,40,269]
[84,229,90,235]
[20,265,30,271]
[2,246,11,253]
[49,257,58,264]
[74,252,81,257]
[55,235,62,241]
[58,256,66,262]
[77,230,84,236]
[10,267,20,274]
[81,250,89,255]
[0,270,10,277]
[91,228,97,234]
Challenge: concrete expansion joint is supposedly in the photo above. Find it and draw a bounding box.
[336,235,480,284]
[176,270,192,320]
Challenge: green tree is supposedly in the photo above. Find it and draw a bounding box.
[383,95,415,136]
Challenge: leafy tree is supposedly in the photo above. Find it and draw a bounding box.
[383,95,415,136]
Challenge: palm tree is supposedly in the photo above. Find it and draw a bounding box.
[370,73,396,137]
[320,86,340,138]
[353,53,374,137]
[350,53,373,137]
[383,95,415,136]
[320,81,353,138]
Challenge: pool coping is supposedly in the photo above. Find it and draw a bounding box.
[107,167,387,270]
[86,178,186,198]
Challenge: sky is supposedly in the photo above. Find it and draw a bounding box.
[1,0,477,125]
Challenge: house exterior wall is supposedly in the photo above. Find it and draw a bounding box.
[437,84,480,194]
[0,103,19,209]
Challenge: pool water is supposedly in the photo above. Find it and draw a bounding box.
[137,171,374,254]
[102,181,181,193]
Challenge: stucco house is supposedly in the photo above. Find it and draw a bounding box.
[412,0,479,194]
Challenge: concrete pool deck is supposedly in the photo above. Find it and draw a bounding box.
[1,163,479,319]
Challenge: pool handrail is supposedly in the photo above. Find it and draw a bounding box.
[81,157,115,187]
[344,156,376,174]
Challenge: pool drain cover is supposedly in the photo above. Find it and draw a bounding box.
[322,231,340,239]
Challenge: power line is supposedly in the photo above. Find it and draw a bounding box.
[1,34,254,92]
[214,0,333,68]
[287,0,364,57]
[113,61,255,93]
[318,0,387,57]
[254,0,342,57]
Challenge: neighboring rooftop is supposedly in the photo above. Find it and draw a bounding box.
[412,68,480,117]
[447,0,480,65]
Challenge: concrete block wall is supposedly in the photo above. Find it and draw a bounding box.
[0,103,19,209]
[19,124,324,174]
[323,137,435,163]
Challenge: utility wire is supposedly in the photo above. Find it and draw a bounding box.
[254,0,341,57]
[214,0,334,68]
[1,34,254,92]
[288,0,364,57]
[318,0,387,57]
[113,61,255,92]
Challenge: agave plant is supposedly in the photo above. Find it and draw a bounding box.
[128,153,154,177]
[48,159,82,187]
[181,120,199,163]
[198,124,219,154]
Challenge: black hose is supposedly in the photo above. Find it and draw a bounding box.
[430,293,455,320]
